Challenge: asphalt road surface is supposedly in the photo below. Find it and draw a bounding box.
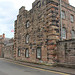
[0,58,69,75]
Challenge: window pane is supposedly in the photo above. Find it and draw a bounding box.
[18,49,21,56]
[70,15,74,22]
[26,34,29,43]
[71,30,75,39]
[62,28,66,39]
[26,21,30,28]
[26,49,29,57]
[61,11,65,19]
[37,48,41,59]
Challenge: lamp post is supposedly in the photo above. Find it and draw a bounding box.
[60,0,62,40]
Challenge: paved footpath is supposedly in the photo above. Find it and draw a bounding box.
[0,58,74,75]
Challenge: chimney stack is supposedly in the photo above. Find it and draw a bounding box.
[3,33,5,38]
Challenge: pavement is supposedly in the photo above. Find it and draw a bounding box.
[0,58,75,75]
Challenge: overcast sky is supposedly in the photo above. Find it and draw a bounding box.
[0,0,75,38]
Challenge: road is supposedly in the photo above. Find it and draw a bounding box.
[0,58,69,75]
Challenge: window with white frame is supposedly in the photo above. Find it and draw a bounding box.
[36,47,41,59]
[70,15,74,22]
[26,34,29,43]
[62,28,66,39]
[25,49,29,58]
[18,49,21,57]
[26,20,30,28]
[61,11,65,19]
[71,30,75,39]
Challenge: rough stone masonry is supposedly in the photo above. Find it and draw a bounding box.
[14,0,75,64]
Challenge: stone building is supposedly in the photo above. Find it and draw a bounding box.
[14,0,75,64]
[0,33,5,57]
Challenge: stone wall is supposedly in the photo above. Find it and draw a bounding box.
[57,39,75,64]
[3,43,14,59]
[0,34,5,57]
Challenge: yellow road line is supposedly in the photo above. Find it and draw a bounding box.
[5,59,70,75]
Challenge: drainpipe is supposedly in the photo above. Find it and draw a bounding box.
[60,0,62,40]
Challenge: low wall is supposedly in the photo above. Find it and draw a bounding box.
[3,43,14,59]
[57,39,75,64]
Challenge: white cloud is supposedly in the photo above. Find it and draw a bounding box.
[0,0,36,38]
[69,0,75,6]
[10,0,35,10]
[0,0,17,38]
